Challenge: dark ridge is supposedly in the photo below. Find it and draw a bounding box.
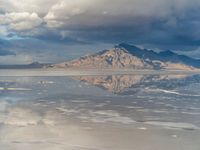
[0,62,48,69]
[117,43,200,68]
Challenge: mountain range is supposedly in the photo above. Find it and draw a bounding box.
[49,43,200,70]
[0,62,46,69]
[1,43,199,70]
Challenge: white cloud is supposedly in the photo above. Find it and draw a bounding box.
[43,0,90,28]
[0,26,8,36]
[0,12,43,31]
[0,0,57,15]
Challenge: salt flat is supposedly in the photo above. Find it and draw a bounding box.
[0,69,200,76]
[0,75,200,150]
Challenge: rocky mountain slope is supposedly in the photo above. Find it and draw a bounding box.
[49,43,200,70]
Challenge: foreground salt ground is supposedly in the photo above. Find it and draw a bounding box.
[0,97,200,150]
[0,75,200,150]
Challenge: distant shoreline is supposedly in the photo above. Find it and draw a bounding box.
[0,69,200,77]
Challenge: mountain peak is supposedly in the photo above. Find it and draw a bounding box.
[159,50,176,56]
[51,43,200,70]
[116,43,141,51]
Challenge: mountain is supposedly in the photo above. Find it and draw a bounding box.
[49,43,200,70]
[0,62,46,69]
[118,43,200,68]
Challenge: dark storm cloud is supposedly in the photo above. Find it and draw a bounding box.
[0,46,15,56]
[0,39,15,56]
[1,0,200,50]
[0,49,15,56]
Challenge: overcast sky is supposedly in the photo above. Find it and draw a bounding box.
[1,0,200,64]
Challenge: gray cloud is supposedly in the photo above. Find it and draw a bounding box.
[0,49,15,56]
[1,0,200,50]
[0,38,112,64]
[0,38,15,56]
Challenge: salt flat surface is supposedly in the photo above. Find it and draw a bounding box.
[0,74,200,150]
[0,69,200,76]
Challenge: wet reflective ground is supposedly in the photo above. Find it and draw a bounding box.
[0,74,200,150]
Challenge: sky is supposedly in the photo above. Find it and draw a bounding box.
[1,0,200,64]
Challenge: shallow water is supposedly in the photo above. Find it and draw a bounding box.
[0,74,200,150]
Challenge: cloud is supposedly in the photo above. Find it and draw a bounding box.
[0,49,15,56]
[0,12,43,31]
[177,47,200,59]
[1,0,200,50]
[0,38,112,64]
[0,0,57,15]
[0,38,16,56]
[0,54,32,65]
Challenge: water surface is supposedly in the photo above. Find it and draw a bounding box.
[0,74,200,150]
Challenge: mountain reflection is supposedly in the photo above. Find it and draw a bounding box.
[73,74,200,95]
[74,75,143,93]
